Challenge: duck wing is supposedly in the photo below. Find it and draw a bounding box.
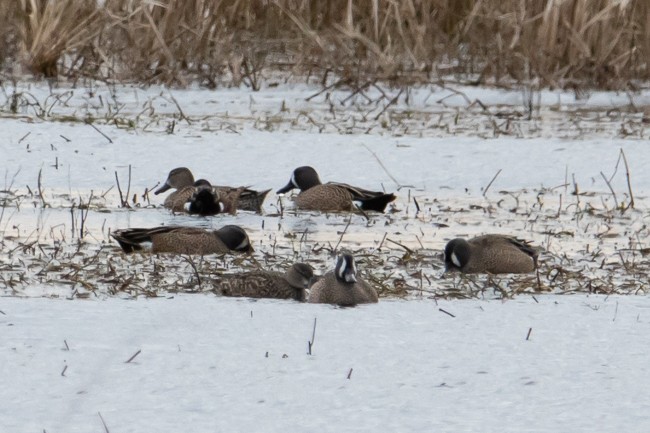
[327,182,396,212]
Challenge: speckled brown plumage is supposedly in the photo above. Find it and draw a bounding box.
[277,166,396,212]
[308,254,378,306]
[111,225,252,255]
[214,263,314,301]
[444,235,538,274]
[212,185,270,213]
[155,167,269,213]
[162,186,196,212]
[293,184,356,211]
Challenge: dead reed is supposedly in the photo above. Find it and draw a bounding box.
[1,0,648,89]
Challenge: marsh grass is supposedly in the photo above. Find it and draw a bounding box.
[2,181,650,301]
[3,80,648,141]
[1,0,648,89]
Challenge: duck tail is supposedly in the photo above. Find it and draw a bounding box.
[357,193,396,212]
[111,228,156,253]
[239,188,271,213]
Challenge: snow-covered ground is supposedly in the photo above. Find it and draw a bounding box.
[1,81,650,431]
[2,294,650,433]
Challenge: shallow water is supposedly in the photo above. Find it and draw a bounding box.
[1,82,649,299]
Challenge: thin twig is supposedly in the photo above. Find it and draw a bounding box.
[482,169,502,197]
[439,308,455,318]
[114,171,130,208]
[386,238,414,254]
[600,171,619,209]
[361,143,401,187]
[126,165,132,206]
[353,203,370,221]
[98,412,110,433]
[620,149,635,211]
[181,256,202,290]
[37,168,48,208]
[373,88,403,121]
[125,349,141,363]
[333,215,353,253]
[87,122,112,143]
[413,196,420,213]
[307,317,317,355]
[167,93,191,124]
[305,78,347,101]
[79,191,93,239]
[377,232,388,250]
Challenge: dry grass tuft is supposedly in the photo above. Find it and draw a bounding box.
[16,0,103,77]
[1,0,648,88]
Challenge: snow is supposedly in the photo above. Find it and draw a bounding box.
[2,81,650,431]
[2,294,650,432]
[1,82,649,201]
[3,123,650,198]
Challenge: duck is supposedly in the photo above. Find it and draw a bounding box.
[155,167,270,213]
[183,181,244,216]
[276,166,396,212]
[308,253,378,306]
[111,225,253,255]
[443,235,539,274]
[215,263,315,301]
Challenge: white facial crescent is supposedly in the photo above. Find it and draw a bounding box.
[451,252,462,268]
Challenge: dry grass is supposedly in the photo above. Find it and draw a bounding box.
[0,0,648,89]
[15,0,102,77]
[1,179,649,300]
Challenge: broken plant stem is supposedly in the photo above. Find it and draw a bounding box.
[620,149,635,211]
[600,171,619,210]
[37,168,49,208]
[483,169,502,197]
[307,317,317,355]
[333,215,353,253]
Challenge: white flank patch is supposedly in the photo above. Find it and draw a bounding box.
[183,202,192,212]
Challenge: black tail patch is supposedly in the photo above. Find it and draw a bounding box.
[356,193,396,212]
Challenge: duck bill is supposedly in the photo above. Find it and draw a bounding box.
[154,182,171,195]
[276,180,294,194]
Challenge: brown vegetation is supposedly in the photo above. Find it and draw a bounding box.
[0,0,648,89]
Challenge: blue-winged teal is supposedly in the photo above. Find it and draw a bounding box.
[215,263,315,301]
[111,225,253,255]
[277,166,396,212]
[155,167,270,213]
[444,235,539,274]
[183,181,245,216]
[308,253,378,306]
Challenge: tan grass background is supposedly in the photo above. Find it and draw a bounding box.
[1,0,648,89]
